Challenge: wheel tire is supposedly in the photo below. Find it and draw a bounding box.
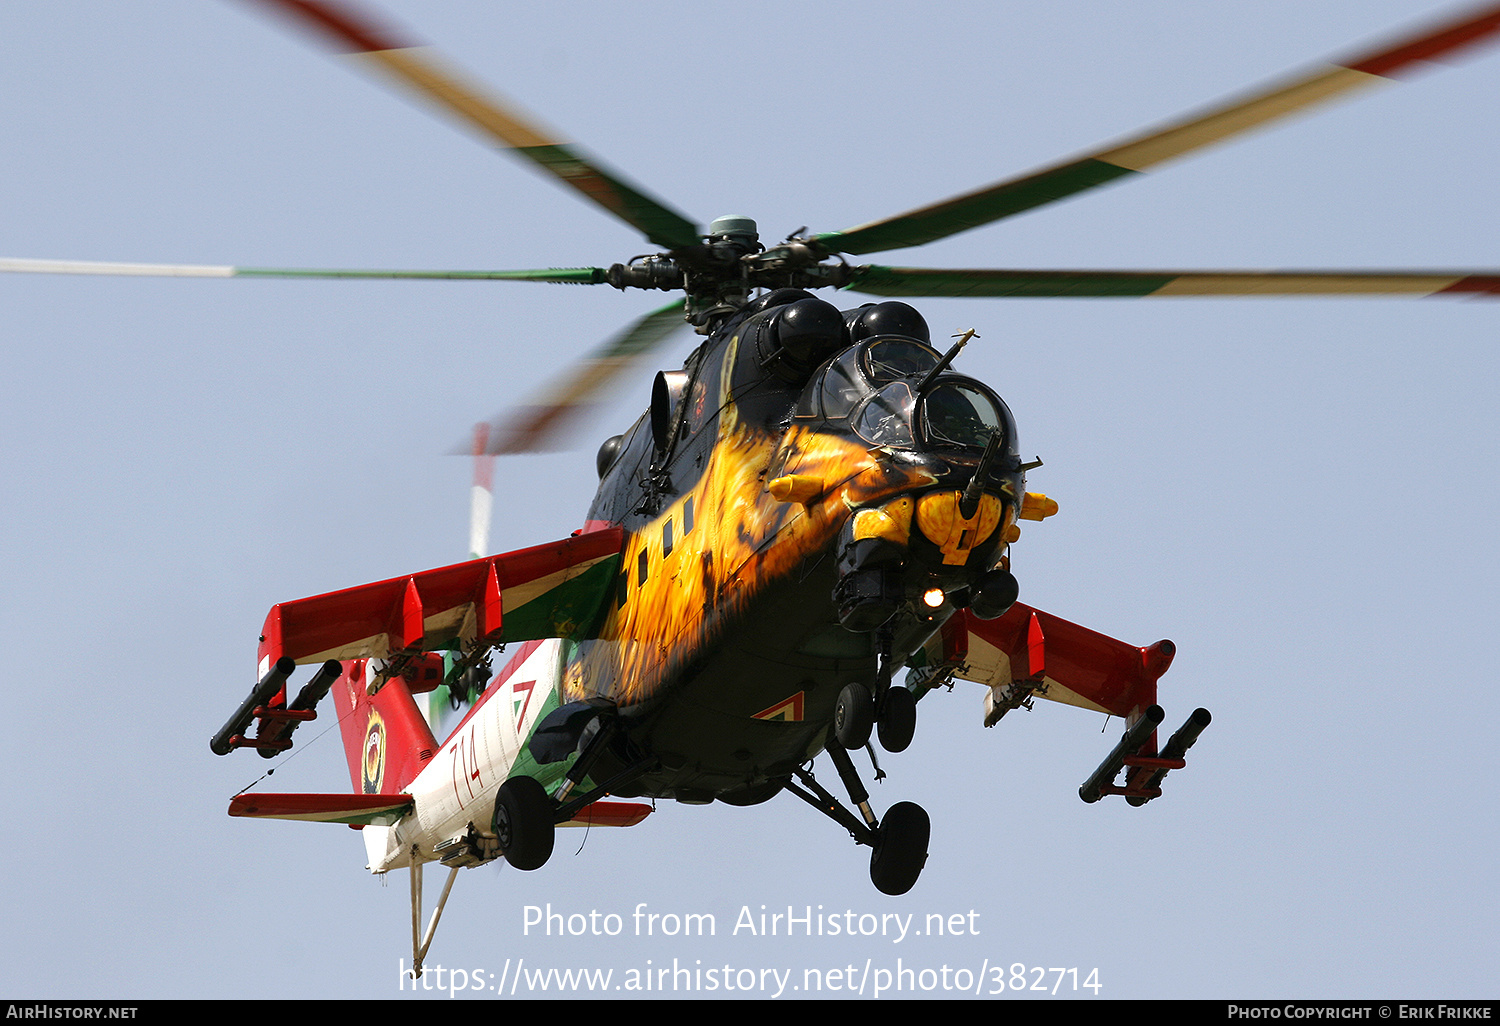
[835,683,875,749]
[876,685,917,753]
[869,801,930,896]
[493,776,555,871]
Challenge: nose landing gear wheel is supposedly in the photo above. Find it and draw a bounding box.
[835,683,875,749]
[869,800,929,895]
[493,775,555,871]
[876,685,917,753]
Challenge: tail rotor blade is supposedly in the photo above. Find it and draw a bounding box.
[469,423,496,559]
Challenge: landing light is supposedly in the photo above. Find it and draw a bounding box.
[922,588,946,609]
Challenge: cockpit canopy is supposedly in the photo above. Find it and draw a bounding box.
[923,382,1006,448]
[796,335,1017,456]
[815,336,938,419]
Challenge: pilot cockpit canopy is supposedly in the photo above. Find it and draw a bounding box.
[816,336,941,420]
[796,333,1016,456]
[921,382,1004,449]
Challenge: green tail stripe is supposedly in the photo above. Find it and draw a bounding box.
[848,266,1176,298]
[817,158,1136,256]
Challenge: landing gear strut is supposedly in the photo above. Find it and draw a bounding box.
[407,854,459,980]
[785,737,931,895]
[835,630,919,752]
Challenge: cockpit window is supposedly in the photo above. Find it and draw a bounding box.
[819,352,867,419]
[861,338,939,384]
[817,337,939,420]
[853,382,917,448]
[921,384,1003,449]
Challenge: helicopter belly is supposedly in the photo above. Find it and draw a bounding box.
[587,566,878,799]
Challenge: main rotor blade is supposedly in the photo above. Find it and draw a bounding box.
[246,0,702,251]
[847,266,1500,298]
[472,297,688,456]
[815,3,1500,257]
[0,257,607,283]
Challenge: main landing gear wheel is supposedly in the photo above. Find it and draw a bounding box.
[869,801,929,896]
[835,683,875,749]
[493,776,555,871]
[876,685,917,753]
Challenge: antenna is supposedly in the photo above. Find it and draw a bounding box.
[916,329,979,393]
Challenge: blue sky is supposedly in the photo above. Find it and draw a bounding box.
[2,1,1497,1000]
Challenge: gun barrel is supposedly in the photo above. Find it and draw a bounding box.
[958,430,1004,520]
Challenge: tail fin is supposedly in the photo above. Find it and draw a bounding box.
[330,659,438,794]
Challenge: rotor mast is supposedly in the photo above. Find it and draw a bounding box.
[605,215,856,332]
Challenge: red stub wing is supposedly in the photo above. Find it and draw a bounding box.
[255,528,624,671]
[564,801,653,829]
[916,604,1210,805]
[920,603,1176,726]
[228,792,415,826]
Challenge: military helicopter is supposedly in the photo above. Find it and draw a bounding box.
[12,0,1499,976]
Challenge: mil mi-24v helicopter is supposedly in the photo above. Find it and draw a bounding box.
[10,0,1500,974]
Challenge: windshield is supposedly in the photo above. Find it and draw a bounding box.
[862,338,939,383]
[817,337,940,420]
[921,383,1003,449]
[819,355,865,419]
[853,382,917,447]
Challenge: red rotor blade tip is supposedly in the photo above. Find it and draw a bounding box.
[249,0,414,56]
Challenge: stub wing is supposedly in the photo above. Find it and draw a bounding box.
[255,528,624,670]
[227,792,415,826]
[912,603,1208,805]
[213,528,624,760]
[920,602,1176,724]
[225,792,649,829]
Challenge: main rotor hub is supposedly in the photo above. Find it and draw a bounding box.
[707,215,758,249]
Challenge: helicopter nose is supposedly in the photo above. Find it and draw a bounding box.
[912,490,1005,566]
